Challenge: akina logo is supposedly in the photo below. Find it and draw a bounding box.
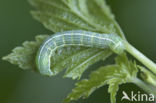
[121,91,155,102]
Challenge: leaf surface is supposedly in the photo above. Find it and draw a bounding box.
[64,53,138,103]
[2,35,48,71]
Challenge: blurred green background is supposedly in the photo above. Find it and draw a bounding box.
[0,0,156,103]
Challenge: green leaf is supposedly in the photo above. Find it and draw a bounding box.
[108,78,123,103]
[63,65,126,103]
[29,0,125,37]
[109,54,138,103]
[2,35,49,71]
[29,0,96,32]
[63,49,112,79]
[64,53,138,103]
[115,53,138,78]
[63,65,116,103]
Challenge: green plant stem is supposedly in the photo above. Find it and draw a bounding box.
[124,41,156,75]
[138,65,156,87]
[131,77,156,96]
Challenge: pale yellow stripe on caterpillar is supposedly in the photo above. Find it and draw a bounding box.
[62,33,67,45]
[91,32,96,47]
[71,31,74,44]
[80,31,84,44]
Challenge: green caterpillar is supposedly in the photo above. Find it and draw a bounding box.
[36,30,125,76]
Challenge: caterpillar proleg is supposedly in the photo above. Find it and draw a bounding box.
[36,30,125,76]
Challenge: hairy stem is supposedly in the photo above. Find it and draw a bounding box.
[124,41,156,75]
[131,77,156,97]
